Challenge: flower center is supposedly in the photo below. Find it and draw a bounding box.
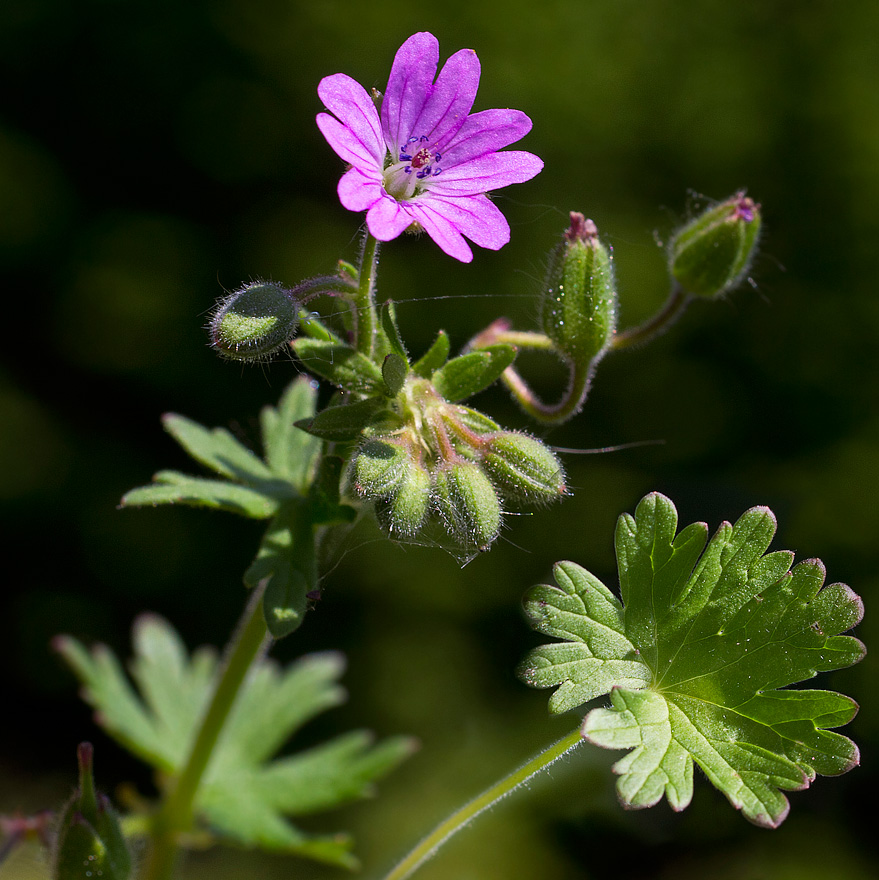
[382,135,443,201]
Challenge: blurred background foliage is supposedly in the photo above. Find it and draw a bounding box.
[1,0,878,877]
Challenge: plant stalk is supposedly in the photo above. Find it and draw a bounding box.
[612,282,691,350]
[144,584,271,880]
[380,728,584,880]
[355,231,381,358]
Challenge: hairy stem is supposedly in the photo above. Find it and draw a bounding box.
[612,282,691,350]
[144,584,271,880]
[502,358,596,425]
[354,231,381,358]
[380,728,584,880]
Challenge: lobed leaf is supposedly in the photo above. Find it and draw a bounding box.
[56,616,415,867]
[431,344,517,402]
[520,492,865,826]
[292,338,383,394]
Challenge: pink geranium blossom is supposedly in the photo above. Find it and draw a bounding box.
[316,32,543,263]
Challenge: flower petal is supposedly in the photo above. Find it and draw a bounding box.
[413,193,510,251]
[317,73,384,167]
[404,200,475,263]
[381,32,440,153]
[410,47,481,148]
[366,196,415,241]
[428,150,544,196]
[440,109,533,166]
[338,167,383,212]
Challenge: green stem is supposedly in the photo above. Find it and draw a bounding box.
[144,584,271,880]
[380,728,584,880]
[501,358,595,425]
[612,282,691,350]
[354,231,381,358]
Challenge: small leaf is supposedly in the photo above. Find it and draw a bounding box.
[292,338,383,393]
[295,398,387,442]
[381,300,408,359]
[260,376,322,491]
[412,330,450,378]
[520,492,865,826]
[56,619,414,867]
[245,503,315,638]
[161,415,273,484]
[121,472,284,519]
[432,344,516,402]
[382,352,408,396]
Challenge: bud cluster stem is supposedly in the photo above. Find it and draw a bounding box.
[501,358,595,425]
[144,583,272,880]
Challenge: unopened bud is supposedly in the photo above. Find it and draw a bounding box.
[377,460,431,537]
[433,462,501,551]
[542,213,617,365]
[209,281,299,361]
[53,743,131,880]
[669,192,761,298]
[352,439,409,498]
[483,432,566,504]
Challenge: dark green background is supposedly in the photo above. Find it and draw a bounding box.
[2,1,877,877]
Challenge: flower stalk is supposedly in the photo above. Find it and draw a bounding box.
[144,583,271,880]
[380,728,583,880]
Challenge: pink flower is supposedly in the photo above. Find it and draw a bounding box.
[316,32,543,263]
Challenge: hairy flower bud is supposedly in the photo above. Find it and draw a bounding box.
[482,432,566,504]
[433,461,501,551]
[669,192,762,298]
[53,743,131,880]
[352,439,409,498]
[209,281,299,361]
[542,213,617,365]
[377,460,431,537]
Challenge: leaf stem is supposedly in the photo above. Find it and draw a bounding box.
[354,231,381,358]
[144,584,271,880]
[379,728,583,880]
[612,282,691,350]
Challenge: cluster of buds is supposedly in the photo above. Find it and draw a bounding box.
[350,377,566,552]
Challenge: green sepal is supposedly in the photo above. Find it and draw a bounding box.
[382,352,409,397]
[431,344,517,403]
[245,502,315,638]
[412,330,450,378]
[295,397,388,442]
[292,338,383,393]
[298,312,343,343]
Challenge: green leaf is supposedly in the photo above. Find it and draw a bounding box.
[245,503,315,638]
[292,338,383,393]
[260,377,322,491]
[382,352,408,397]
[431,344,516,402]
[121,472,286,518]
[295,397,387,442]
[380,300,408,359]
[412,330,450,378]
[56,617,415,867]
[519,492,865,827]
[122,377,320,521]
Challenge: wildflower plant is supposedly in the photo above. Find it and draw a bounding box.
[13,30,863,880]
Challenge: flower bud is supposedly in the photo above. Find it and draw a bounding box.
[376,460,431,537]
[352,439,409,498]
[209,281,299,360]
[542,213,617,365]
[433,461,501,551]
[53,743,132,880]
[669,192,761,298]
[482,432,566,504]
